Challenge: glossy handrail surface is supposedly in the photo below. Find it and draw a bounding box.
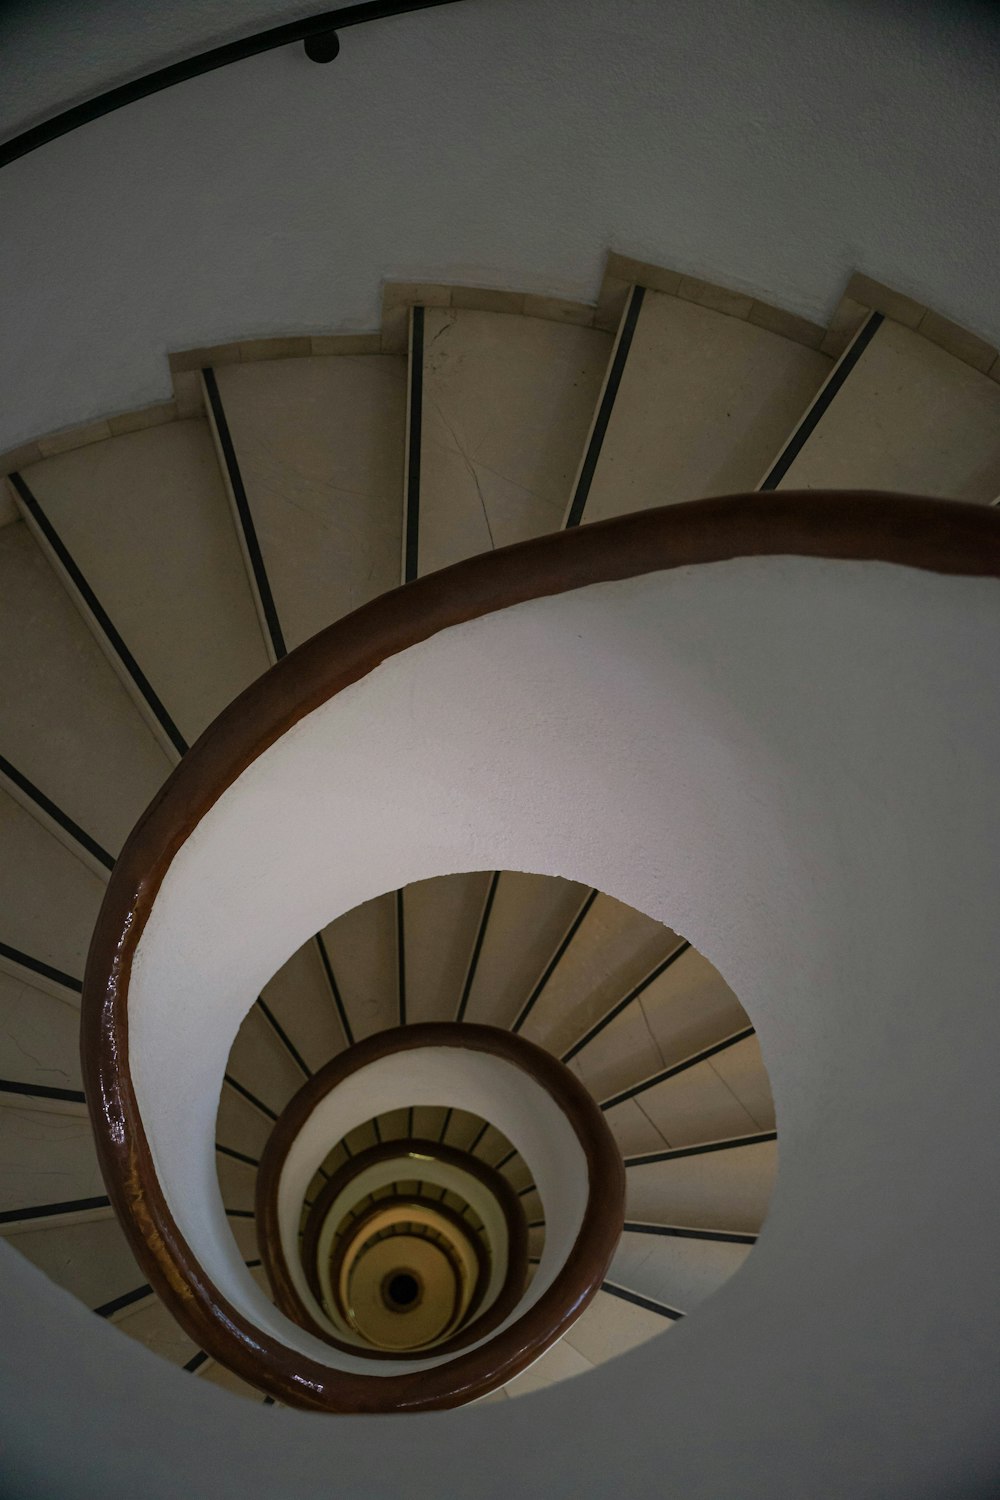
[80,493,1000,1409]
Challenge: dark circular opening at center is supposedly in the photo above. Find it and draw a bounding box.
[385,1272,419,1309]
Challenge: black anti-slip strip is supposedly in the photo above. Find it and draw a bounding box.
[202,367,287,659]
[565,284,645,528]
[0,1078,85,1104]
[437,1108,453,1143]
[223,1073,278,1121]
[315,934,355,1048]
[600,1025,755,1111]
[455,870,500,1023]
[403,305,424,583]
[517,1184,538,1199]
[94,1283,153,1318]
[493,1148,516,1172]
[255,996,311,1078]
[0,754,115,871]
[561,940,692,1064]
[0,941,82,994]
[184,1351,210,1374]
[215,1143,260,1168]
[758,310,884,490]
[0,1194,109,1226]
[527,1220,545,1231]
[10,473,189,758]
[624,1129,777,1169]
[245,1258,262,1270]
[225,1208,255,1219]
[467,1118,489,1155]
[511,889,599,1034]
[373,1115,383,1144]
[602,1281,683,1321]
[396,888,407,1027]
[622,1221,757,1246]
[262,1396,276,1407]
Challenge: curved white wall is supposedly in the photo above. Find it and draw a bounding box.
[2,0,1000,448]
[3,549,1000,1495]
[113,551,1000,1490]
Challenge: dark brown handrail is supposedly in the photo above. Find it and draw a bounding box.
[81,493,1000,1411]
[300,1138,520,1351]
[323,1190,491,1343]
[258,1027,560,1364]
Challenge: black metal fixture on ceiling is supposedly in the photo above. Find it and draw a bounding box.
[304,31,341,63]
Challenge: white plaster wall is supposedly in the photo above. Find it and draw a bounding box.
[3,550,1000,1495]
[2,0,999,448]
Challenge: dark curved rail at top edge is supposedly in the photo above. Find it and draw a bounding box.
[0,1,469,171]
[80,492,1000,1411]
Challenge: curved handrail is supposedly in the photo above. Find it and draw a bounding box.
[296,1136,522,1351]
[80,493,1000,1411]
[261,1031,537,1361]
[0,1,470,171]
[252,1022,611,1396]
[325,1193,491,1344]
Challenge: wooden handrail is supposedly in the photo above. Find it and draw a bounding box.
[80,493,1000,1411]
[323,1191,492,1343]
[258,1026,568,1365]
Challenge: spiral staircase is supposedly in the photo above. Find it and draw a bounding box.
[1,254,999,1419]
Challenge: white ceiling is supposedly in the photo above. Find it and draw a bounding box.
[1,0,998,445]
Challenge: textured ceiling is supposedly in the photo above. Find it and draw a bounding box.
[1,0,999,448]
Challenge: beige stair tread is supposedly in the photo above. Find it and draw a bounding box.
[576,291,830,523]
[21,420,269,744]
[419,309,612,574]
[504,1334,594,1398]
[709,1033,775,1131]
[606,1041,765,1151]
[625,1138,777,1234]
[603,1098,663,1158]
[225,1215,259,1263]
[401,871,494,1025]
[771,316,1000,500]
[227,1006,308,1118]
[199,1361,267,1400]
[0,786,105,977]
[0,1105,104,1217]
[610,1229,750,1313]
[0,521,170,852]
[563,1287,669,1365]
[212,354,406,650]
[637,947,750,1069]
[438,1108,484,1153]
[563,941,745,1103]
[3,1212,144,1309]
[520,894,675,1060]
[319,893,399,1043]
[111,1294,201,1366]
[215,1085,274,1161]
[216,1152,257,1214]
[0,970,83,1091]
[459,872,589,1031]
[259,940,348,1072]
